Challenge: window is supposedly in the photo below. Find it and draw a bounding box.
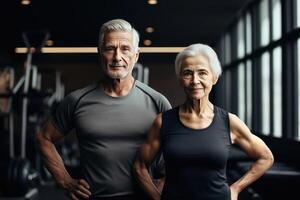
[219,37,226,64]
[297,39,300,141]
[238,63,245,122]
[246,60,252,128]
[272,47,282,137]
[272,0,282,41]
[297,0,300,27]
[225,33,231,65]
[261,52,270,135]
[225,71,232,111]
[245,12,252,54]
[216,0,300,140]
[237,19,245,58]
[260,0,270,46]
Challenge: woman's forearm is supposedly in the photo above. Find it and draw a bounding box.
[134,161,161,200]
[230,155,274,193]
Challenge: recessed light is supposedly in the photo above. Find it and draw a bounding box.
[46,40,54,46]
[144,39,152,46]
[148,0,157,5]
[145,27,155,33]
[21,0,31,5]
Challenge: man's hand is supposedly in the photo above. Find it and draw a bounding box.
[64,178,91,200]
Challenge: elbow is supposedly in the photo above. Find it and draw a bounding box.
[268,152,275,167]
[264,150,275,169]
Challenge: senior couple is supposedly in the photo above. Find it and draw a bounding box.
[37,19,274,200]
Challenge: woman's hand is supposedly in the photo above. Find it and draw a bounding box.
[230,185,239,200]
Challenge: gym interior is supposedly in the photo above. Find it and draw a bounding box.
[1,0,300,199]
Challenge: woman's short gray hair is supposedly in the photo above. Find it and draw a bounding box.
[98,19,140,52]
[175,43,222,79]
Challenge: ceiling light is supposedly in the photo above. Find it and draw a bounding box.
[145,27,155,33]
[46,40,54,46]
[148,0,157,5]
[21,0,31,5]
[143,40,152,46]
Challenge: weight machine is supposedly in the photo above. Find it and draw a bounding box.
[0,31,53,199]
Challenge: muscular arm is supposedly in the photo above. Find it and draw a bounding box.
[134,114,163,200]
[36,120,91,200]
[36,120,70,187]
[229,114,274,199]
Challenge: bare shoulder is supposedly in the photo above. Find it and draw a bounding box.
[153,113,163,126]
[143,113,163,153]
[149,113,163,136]
[228,113,252,144]
[228,113,247,131]
[228,113,274,162]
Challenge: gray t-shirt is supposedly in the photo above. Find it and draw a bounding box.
[51,80,171,197]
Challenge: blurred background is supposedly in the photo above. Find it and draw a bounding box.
[0,0,300,199]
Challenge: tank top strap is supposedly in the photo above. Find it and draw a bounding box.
[161,107,180,136]
[213,105,232,144]
[213,106,229,125]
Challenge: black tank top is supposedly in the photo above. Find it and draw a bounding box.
[161,106,232,200]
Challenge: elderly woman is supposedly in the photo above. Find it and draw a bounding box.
[134,43,274,200]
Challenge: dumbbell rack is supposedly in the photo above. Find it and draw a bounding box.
[0,72,40,200]
[0,32,48,199]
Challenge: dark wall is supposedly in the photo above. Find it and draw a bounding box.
[140,54,185,107]
[14,53,185,107]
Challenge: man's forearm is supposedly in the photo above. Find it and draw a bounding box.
[37,133,71,188]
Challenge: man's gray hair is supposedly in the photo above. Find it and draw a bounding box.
[175,43,222,79]
[98,19,140,52]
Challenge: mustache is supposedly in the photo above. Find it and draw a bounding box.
[109,64,123,67]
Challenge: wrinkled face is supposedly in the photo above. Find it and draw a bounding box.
[179,55,217,100]
[101,31,139,79]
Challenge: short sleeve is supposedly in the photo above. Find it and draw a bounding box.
[158,94,172,113]
[50,92,78,135]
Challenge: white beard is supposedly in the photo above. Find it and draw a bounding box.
[106,68,131,79]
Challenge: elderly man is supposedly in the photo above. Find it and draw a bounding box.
[37,19,171,200]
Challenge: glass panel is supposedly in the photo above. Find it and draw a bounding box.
[246,60,252,128]
[237,19,245,58]
[298,39,300,141]
[225,33,231,65]
[238,63,245,122]
[272,0,282,40]
[226,71,231,111]
[261,52,270,135]
[219,36,226,64]
[273,47,282,137]
[260,0,270,46]
[297,0,300,28]
[246,12,252,54]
